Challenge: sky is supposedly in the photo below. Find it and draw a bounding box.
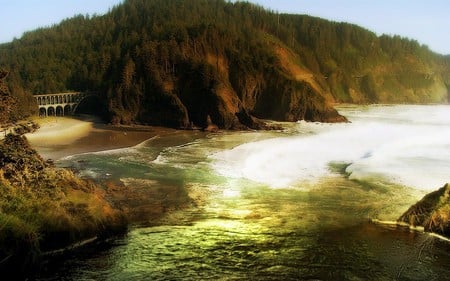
[0,0,449,54]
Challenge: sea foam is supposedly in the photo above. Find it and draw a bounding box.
[210,105,450,190]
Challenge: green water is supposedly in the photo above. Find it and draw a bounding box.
[37,106,450,280]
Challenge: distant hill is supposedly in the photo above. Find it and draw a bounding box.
[0,0,449,128]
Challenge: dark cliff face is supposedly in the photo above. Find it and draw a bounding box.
[137,37,349,130]
[131,56,346,130]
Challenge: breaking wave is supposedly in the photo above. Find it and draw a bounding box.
[211,105,450,190]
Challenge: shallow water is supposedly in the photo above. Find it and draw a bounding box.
[38,105,450,280]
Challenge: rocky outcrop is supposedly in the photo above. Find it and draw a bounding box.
[134,58,346,131]
[252,77,346,124]
[398,183,450,237]
[0,135,127,273]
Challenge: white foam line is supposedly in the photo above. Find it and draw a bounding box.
[210,105,450,190]
[61,135,159,160]
[370,219,450,242]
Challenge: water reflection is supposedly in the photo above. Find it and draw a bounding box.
[38,175,450,280]
[38,105,450,280]
[40,219,450,280]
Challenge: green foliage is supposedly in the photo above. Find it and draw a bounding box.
[0,0,448,126]
[360,74,378,102]
[0,135,127,271]
[0,70,16,124]
[0,69,36,124]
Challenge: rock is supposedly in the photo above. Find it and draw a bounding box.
[138,91,190,129]
[398,183,450,237]
[203,115,219,132]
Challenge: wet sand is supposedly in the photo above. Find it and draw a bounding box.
[25,116,198,226]
[26,116,176,160]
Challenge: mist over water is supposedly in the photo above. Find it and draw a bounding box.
[42,105,450,280]
[211,105,450,190]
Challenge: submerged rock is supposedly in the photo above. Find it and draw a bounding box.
[398,183,450,237]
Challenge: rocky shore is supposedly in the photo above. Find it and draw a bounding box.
[1,118,197,276]
[398,183,450,238]
[0,134,128,275]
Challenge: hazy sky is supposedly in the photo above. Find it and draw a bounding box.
[0,0,449,54]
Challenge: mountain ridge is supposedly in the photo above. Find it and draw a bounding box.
[0,0,448,128]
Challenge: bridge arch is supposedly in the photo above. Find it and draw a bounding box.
[64,105,72,115]
[39,108,47,117]
[56,106,64,116]
[47,106,55,116]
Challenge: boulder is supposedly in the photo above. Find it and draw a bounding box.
[203,115,219,132]
[398,183,450,237]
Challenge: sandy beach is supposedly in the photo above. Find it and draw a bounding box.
[26,117,93,146]
[26,116,175,160]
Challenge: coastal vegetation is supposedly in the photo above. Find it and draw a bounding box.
[0,70,18,126]
[0,0,448,129]
[0,134,127,273]
[0,70,36,124]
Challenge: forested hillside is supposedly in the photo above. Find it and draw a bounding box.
[0,70,36,123]
[0,0,449,128]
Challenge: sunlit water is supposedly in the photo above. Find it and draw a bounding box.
[38,105,450,280]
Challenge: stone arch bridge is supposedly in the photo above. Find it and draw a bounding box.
[34,92,95,117]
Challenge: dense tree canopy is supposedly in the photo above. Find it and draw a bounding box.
[0,70,14,124]
[0,0,448,127]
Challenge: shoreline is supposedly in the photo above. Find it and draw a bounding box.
[370,219,450,242]
[0,133,129,276]
[25,116,176,160]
